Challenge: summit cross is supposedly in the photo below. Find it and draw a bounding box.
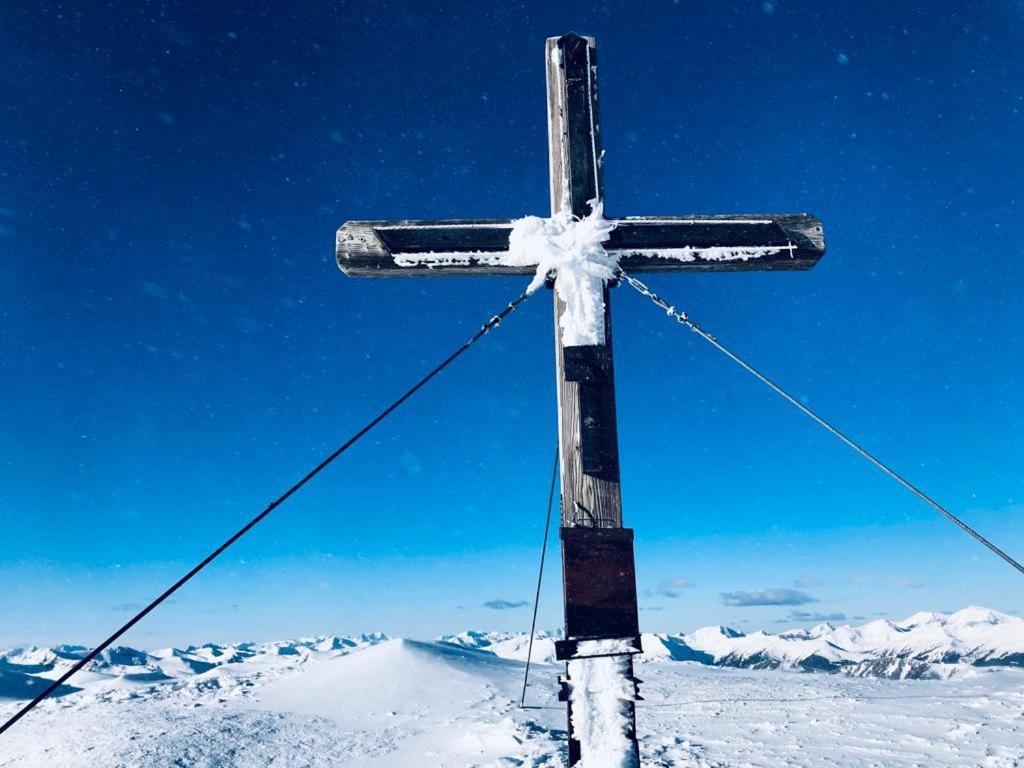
[336,33,825,768]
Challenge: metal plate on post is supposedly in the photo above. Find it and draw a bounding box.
[560,526,640,645]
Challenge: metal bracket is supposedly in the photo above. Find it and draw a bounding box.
[557,675,570,702]
[554,635,644,662]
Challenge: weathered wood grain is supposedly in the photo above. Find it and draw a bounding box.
[548,38,640,768]
[336,214,825,276]
[546,33,624,532]
[553,288,623,526]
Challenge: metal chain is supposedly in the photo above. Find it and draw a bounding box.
[617,270,691,327]
[617,268,1024,578]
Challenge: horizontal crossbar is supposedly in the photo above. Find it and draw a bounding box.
[337,214,825,277]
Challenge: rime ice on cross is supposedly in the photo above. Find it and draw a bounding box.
[336,33,825,768]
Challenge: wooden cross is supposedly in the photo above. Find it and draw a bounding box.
[337,33,824,768]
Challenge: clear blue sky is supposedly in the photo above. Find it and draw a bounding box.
[2,1,1022,648]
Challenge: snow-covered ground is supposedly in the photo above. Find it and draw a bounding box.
[2,610,1023,767]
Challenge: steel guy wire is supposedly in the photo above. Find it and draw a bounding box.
[618,268,1024,578]
[0,283,536,738]
[520,444,560,708]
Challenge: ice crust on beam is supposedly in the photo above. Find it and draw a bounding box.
[570,637,640,658]
[613,244,796,262]
[567,639,639,768]
[393,251,506,268]
[391,242,793,269]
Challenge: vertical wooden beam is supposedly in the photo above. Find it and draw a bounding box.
[546,34,639,768]
[546,33,623,529]
[546,33,603,219]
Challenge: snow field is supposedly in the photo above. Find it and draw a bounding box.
[4,610,1024,766]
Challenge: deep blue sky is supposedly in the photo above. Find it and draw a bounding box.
[2,1,1023,647]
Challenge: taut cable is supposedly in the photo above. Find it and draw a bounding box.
[0,284,536,738]
[618,268,1024,578]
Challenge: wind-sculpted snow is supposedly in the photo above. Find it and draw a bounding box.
[448,607,1024,680]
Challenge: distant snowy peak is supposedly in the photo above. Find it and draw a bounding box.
[810,622,836,638]
[777,624,834,640]
[438,630,563,663]
[680,606,1024,678]
[448,607,1024,680]
[953,605,1009,624]
[898,610,949,627]
[3,608,1021,690]
[0,633,391,684]
[684,625,745,643]
[439,630,521,651]
[0,644,156,676]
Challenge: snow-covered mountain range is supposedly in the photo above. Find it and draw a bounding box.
[1,607,1021,703]
[2,610,1024,767]
[0,633,389,701]
[441,606,1024,679]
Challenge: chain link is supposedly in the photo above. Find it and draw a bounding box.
[616,269,693,330]
[479,291,533,338]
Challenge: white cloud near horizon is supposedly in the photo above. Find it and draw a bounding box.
[656,578,695,598]
[793,576,824,588]
[721,589,817,607]
[482,599,529,610]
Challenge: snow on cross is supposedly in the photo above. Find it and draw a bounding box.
[336,33,826,768]
[504,203,617,346]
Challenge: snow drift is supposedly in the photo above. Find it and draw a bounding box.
[2,611,1024,767]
